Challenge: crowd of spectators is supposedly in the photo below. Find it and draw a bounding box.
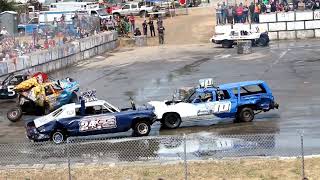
[216,0,320,25]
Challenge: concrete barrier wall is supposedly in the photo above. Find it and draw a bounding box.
[0,31,118,77]
[214,10,320,41]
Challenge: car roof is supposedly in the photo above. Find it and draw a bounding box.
[58,100,103,109]
[219,80,265,89]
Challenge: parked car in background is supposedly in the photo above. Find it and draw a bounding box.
[210,28,270,48]
[112,2,156,17]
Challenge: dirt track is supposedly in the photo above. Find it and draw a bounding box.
[133,7,216,45]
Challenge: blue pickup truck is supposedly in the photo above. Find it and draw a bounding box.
[148,79,279,129]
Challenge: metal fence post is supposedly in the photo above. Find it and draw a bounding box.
[183,134,188,180]
[67,138,72,180]
[300,131,306,180]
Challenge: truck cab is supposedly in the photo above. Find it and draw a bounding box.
[112,2,155,17]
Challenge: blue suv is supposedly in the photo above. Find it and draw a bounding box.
[148,79,279,129]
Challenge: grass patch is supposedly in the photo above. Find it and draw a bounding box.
[1,158,320,180]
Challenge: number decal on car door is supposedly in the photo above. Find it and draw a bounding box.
[79,116,117,132]
[7,85,15,96]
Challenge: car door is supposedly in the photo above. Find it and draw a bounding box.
[130,4,139,15]
[212,89,237,118]
[121,4,131,16]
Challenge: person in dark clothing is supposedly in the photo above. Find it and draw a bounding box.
[142,20,148,36]
[271,1,277,12]
[158,25,165,44]
[249,2,255,23]
[148,19,156,37]
[134,27,142,36]
[261,3,267,13]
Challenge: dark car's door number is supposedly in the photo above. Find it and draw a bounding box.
[79,116,117,132]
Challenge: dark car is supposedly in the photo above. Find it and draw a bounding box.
[0,74,29,99]
[25,99,156,144]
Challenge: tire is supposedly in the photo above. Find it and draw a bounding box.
[222,40,233,48]
[51,130,66,144]
[162,113,182,129]
[140,11,147,18]
[237,107,254,122]
[7,107,23,122]
[133,121,151,136]
[257,37,267,47]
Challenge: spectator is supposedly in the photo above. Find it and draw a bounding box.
[271,1,277,12]
[253,3,261,23]
[216,3,222,24]
[133,27,142,36]
[261,3,267,13]
[158,24,165,44]
[222,2,227,24]
[148,18,155,37]
[142,20,148,36]
[243,5,249,23]
[266,2,271,13]
[129,14,135,33]
[52,17,58,32]
[236,3,244,23]
[227,5,234,24]
[249,2,255,23]
[298,0,306,10]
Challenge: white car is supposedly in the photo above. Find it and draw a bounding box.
[147,78,232,129]
[210,28,269,48]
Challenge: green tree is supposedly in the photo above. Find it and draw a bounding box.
[0,0,16,12]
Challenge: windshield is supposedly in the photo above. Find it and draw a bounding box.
[180,88,196,102]
[97,9,108,16]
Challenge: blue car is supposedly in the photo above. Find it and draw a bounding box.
[148,79,279,129]
[25,99,156,144]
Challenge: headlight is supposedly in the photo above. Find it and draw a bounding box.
[38,126,46,133]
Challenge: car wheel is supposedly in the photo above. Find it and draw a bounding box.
[140,11,147,18]
[51,130,66,144]
[222,40,233,48]
[7,107,23,122]
[133,121,151,136]
[238,107,254,122]
[258,37,267,47]
[162,113,182,129]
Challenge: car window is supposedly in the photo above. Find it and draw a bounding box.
[52,108,63,117]
[131,4,137,8]
[233,84,267,97]
[10,76,22,85]
[123,4,130,9]
[218,90,230,100]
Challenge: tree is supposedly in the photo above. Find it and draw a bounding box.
[0,0,16,13]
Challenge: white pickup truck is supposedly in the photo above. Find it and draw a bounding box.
[210,28,270,48]
[112,2,156,17]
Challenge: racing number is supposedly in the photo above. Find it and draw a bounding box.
[79,116,117,132]
[7,86,15,96]
[212,102,231,113]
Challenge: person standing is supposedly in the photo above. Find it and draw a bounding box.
[158,24,165,44]
[142,20,148,36]
[236,3,244,23]
[216,3,222,24]
[249,2,255,23]
[129,14,135,33]
[148,18,155,37]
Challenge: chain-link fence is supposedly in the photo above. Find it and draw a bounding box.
[0,132,319,179]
